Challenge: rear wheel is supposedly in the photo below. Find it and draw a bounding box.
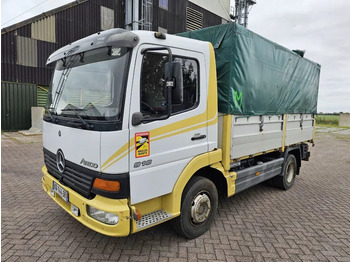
[171,176,218,239]
[273,154,297,190]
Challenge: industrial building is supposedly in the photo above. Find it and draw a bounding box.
[1,0,230,131]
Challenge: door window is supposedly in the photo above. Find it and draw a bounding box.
[140,53,199,118]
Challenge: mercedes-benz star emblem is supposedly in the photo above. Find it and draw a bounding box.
[56,150,65,173]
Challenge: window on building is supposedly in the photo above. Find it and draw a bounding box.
[140,53,199,118]
[159,0,168,10]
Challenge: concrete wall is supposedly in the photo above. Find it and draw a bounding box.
[32,107,44,130]
[339,113,350,127]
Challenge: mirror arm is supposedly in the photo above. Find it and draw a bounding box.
[133,46,183,126]
[136,47,174,125]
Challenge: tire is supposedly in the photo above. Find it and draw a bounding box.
[273,154,297,190]
[171,176,218,239]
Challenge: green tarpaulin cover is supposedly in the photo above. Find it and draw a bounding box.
[178,23,320,115]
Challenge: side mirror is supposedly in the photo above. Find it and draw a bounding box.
[132,112,143,126]
[165,61,183,105]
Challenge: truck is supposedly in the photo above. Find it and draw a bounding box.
[41,23,320,239]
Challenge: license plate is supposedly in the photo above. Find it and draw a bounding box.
[53,181,69,202]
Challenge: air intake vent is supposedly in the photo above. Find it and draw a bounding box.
[186,7,203,31]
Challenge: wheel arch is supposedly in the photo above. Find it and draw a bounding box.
[191,166,227,198]
[161,150,225,216]
[284,146,302,175]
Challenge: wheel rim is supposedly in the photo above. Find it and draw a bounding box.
[286,162,295,183]
[190,191,211,224]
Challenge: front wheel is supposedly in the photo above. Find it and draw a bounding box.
[273,154,297,190]
[171,176,218,239]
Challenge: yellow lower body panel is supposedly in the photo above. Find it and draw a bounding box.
[41,166,131,237]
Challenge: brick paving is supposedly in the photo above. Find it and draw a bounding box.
[1,132,350,261]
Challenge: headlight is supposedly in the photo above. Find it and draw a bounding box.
[87,205,119,225]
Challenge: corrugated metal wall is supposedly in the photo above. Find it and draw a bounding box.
[1,0,222,131]
[1,82,37,131]
[1,0,126,131]
[1,0,125,87]
[1,33,56,85]
[55,1,99,47]
[1,0,221,86]
[1,31,17,83]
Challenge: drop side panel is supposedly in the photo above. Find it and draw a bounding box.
[285,114,314,145]
[230,115,284,159]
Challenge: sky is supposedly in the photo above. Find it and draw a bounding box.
[248,0,350,113]
[1,0,73,28]
[1,0,349,113]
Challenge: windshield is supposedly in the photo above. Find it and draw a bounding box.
[48,46,130,121]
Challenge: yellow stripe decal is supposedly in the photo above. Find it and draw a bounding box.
[222,114,232,171]
[101,117,217,171]
[101,141,132,169]
[102,147,134,172]
[207,43,218,121]
[152,116,217,143]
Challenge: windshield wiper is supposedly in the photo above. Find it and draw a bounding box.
[45,108,58,123]
[62,105,94,130]
[75,111,94,130]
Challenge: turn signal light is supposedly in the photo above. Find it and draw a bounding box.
[93,178,120,192]
[133,210,142,221]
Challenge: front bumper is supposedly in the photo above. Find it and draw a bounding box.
[42,165,131,236]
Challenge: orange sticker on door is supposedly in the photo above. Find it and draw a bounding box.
[135,132,150,158]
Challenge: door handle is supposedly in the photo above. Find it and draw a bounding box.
[191,134,206,141]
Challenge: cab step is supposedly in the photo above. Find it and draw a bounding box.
[136,210,173,230]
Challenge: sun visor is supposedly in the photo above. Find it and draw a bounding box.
[46,29,139,66]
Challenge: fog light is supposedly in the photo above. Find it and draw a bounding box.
[71,204,80,216]
[86,205,119,225]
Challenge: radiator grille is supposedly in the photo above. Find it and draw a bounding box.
[44,149,95,198]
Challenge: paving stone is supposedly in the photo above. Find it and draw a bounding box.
[1,131,350,261]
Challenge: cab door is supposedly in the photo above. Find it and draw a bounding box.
[128,45,208,204]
